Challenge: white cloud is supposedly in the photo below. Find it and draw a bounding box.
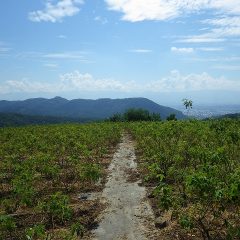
[190,56,240,62]
[0,42,11,53]
[209,0,240,15]
[43,51,86,59]
[177,37,226,43]
[105,0,240,41]
[178,16,240,42]
[15,51,90,62]
[44,63,59,68]
[105,0,240,22]
[171,47,194,53]
[94,16,108,24]
[29,0,84,23]
[57,35,67,39]
[5,79,58,93]
[60,71,137,91]
[0,47,11,53]
[212,65,240,71]
[197,47,224,51]
[171,46,223,53]
[1,70,239,94]
[0,72,137,93]
[128,49,153,53]
[106,0,179,22]
[146,70,240,92]
[202,16,240,39]
[203,16,240,27]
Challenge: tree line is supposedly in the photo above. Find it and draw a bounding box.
[108,108,177,122]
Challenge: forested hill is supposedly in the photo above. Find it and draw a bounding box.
[218,113,240,119]
[0,112,88,127]
[0,97,185,120]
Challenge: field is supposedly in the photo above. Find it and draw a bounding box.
[0,123,121,239]
[0,119,240,239]
[128,119,240,239]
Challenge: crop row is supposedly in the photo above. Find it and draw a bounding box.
[128,119,240,240]
[0,123,121,239]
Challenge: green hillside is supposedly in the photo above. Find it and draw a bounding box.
[0,112,89,127]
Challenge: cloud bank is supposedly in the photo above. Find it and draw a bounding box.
[105,0,240,41]
[1,70,239,94]
[105,0,240,22]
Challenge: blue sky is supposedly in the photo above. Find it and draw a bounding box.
[0,0,240,105]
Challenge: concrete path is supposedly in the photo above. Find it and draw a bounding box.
[92,133,157,240]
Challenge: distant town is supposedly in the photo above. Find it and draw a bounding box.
[175,104,240,119]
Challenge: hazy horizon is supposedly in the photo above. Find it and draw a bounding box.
[1,92,240,107]
[0,1,240,105]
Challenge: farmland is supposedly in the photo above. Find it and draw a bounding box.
[0,119,240,239]
[129,119,240,239]
[0,123,121,239]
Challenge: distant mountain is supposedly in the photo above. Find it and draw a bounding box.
[0,97,185,120]
[0,112,89,127]
[218,113,240,119]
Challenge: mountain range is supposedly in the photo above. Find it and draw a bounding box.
[0,97,185,126]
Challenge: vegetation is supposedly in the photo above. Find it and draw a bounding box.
[218,113,240,119]
[183,98,193,116]
[166,113,177,121]
[0,123,121,239]
[1,116,239,239]
[128,119,240,239]
[109,108,162,122]
[0,112,89,127]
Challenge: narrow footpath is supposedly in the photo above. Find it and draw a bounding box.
[92,133,158,240]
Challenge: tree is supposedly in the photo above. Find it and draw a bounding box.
[108,108,161,122]
[151,112,161,121]
[109,113,123,122]
[182,99,193,116]
[167,113,177,121]
[124,108,151,121]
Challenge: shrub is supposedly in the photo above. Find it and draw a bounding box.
[0,215,16,239]
[40,192,73,227]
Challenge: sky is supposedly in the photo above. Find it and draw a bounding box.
[0,0,240,106]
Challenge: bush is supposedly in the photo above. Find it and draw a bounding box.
[25,224,46,240]
[40,192,73,227]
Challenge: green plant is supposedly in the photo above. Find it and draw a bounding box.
[179,214,194,230]
[78,163,101,182]
[0,122,122,239]
[25,224,46,240]
[71,222,84,237]
[153,183,173,211]
[1,199,18,214]
[12,167,36,206]
[226,224,240,240]
[128,119,240,239]
[0,215,16,239]
[41,192,73,227]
